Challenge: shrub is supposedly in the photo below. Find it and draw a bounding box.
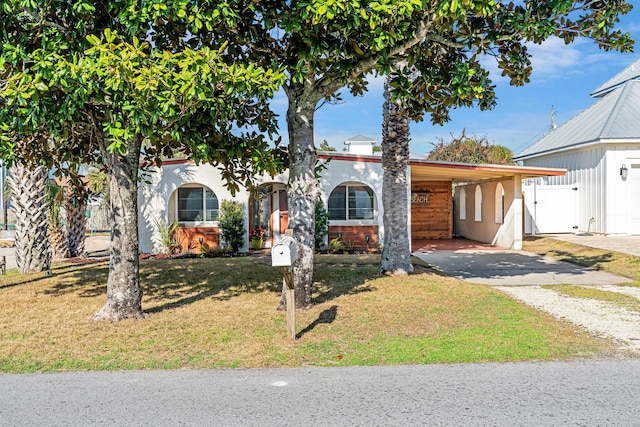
[328,237,345,253]
[315,199,329,250]
[154,219,181,255]
[218,200,245,254]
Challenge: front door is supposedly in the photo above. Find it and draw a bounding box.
[279,190,289,234]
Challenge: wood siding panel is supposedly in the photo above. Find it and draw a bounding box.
[173,227,220,253]
[411,181,452,240]
[328,225,379,249]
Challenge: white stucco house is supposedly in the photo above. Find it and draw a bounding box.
[515,57,640,235]
[138,136,564,254]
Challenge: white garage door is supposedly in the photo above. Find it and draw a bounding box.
[523,184,577,234]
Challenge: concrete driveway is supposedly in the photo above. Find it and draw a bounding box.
[413,249,630,286]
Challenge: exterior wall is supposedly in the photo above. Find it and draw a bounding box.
[604,144,640,235]
[328,225,379,250]
[521,146,606,233]
[138,161,287,254]
[173,227,220,253]
[410,181,452,239]
[138,157,385,254]
[521,144,640,235]
[454,177,520,249]
[319,157,385,248]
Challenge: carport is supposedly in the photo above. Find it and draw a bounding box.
[408,160,566,250]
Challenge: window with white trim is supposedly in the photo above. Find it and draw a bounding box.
[474,185,482,222]
[177,186,219,222]
[459,187,466,220]
[495,183,505,224]
[328,183,375,220]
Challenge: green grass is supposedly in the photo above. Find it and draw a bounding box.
[523,236,640,284]
[0,254,618,373]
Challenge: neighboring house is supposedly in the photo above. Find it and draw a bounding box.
[515,57,640,235]
[138,136,563,254]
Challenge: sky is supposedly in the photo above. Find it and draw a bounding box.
[268,2,640,158]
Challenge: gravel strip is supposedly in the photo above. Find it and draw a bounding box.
[494,285,640,351]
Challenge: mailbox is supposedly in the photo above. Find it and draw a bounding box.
[271,236,298,267]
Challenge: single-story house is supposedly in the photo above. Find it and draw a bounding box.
[138,136,564,254]
[515,57,640,235]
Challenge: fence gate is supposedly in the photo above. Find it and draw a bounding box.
[523,183,577,234]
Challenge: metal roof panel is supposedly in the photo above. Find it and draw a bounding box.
[515,81,640,160]
[591,57,640,98]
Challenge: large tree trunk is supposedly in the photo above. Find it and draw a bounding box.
[65,185,87,257]
[380,77,414,275]
[7,161,51,273]
[279,83,318,310]
[49,184,69,260]
[49,224,69,260]
[92,136,145,320]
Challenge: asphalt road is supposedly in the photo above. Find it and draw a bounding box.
[2,360,640,426]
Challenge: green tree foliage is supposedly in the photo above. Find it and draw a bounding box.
[2,1,634,313]
[219,0,633,308]
[0,1,285,320]
[314,199,329,250]
[427,130,514,165]
[318,140,337,152]
[218,200,246,254]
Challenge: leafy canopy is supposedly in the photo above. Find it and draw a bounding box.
[213,1,634,124]
[427,129,514,165]
[0,1,287,190]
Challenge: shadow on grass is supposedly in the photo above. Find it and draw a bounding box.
[0,250,519,317]
[0,275,51,290]
[543,250,614,270]
[297,305,337,339]
[0,260,109,292]
[19,254,381,315]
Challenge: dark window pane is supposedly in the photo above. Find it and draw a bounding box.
[178,187,203,221]
[348,185,374,220]
[205,189,219,221]
[328,186,346,220]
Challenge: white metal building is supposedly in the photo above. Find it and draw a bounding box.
[515,57,640,235]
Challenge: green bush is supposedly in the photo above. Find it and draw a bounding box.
[154,219,180,255]
[218,200,245,254]
[328,237,345,253]
[315,199,329,250]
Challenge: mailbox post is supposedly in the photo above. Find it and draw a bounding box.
[271,231,298,340]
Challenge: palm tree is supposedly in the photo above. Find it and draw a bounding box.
[48,184,69,259]
[379,74,414,274]
[7,160,51,273]
[64,177,89,257]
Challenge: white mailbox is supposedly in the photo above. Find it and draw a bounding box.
[271,236,298,267]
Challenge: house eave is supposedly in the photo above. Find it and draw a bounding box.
[515,137,640,161]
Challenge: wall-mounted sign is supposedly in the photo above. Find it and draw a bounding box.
[411,191,431,206]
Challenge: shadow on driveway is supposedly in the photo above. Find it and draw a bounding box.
[413,250,630,286]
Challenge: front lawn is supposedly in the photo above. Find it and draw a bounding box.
[0,254,616,373]
[523,236,640,283]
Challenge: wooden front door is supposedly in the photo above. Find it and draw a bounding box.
[279,190,289,233]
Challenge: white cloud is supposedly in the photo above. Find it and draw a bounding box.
[526,38,584,79]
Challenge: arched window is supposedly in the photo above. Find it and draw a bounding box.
[175,185,219,222]
[459,187,466,220]
[495,183,505,224]
[328,183,375,220]
[474,185,482,222]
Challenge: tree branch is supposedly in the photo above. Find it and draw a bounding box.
[20,9,69,33]
[314,17,435,98]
